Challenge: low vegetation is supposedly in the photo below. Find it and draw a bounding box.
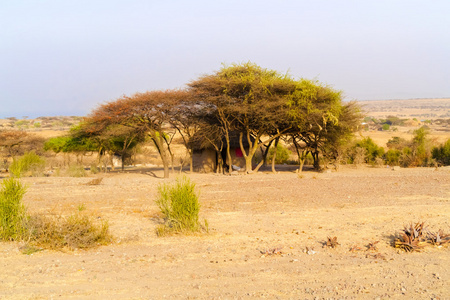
[0,177,112,252]
[0,178,28,241]
[394,222,450,252]
[27,213,112,251]
[155,176,207,236]
[9,151,46,177]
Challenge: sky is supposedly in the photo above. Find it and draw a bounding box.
[1,0,449,118]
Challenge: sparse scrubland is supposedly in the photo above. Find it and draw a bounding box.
[0,64,449,298]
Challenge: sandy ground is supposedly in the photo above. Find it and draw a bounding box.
[0,166,449,299]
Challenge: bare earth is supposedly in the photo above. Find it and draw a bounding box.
[1,166,449,299]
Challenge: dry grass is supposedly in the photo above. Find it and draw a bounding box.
[27,212,112,251]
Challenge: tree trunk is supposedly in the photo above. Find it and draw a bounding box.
[262,139,274,166]
[151,132,171,178]
[189,149,193,173]
[224,130,232,174]
[271,137,280,173]
[313,150,320,170]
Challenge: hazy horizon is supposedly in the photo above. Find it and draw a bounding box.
[2,1,449,118]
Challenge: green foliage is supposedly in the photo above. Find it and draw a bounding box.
[385,149,402,165]
[382,124,390,131]
[355,137,385,164]
[267,143,291,164]
[9,151,46,177]
[44,134,97,154]
[0,178,28,241]
[385,116,405,126]
[156,176,205,235]
[411,127,432,166]
[0,178,111,250]
[432,138,450,166]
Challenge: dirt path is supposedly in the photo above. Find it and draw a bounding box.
[1,166,449,299]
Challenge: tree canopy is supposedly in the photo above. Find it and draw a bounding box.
[48,62,361,176]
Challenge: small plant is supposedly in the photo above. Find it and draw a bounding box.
[366,241,379,251]
[349,244,362,252]
[68,164,86,177]
[90,164,99,174]
[0,178,28,241]
[326,236,340,248]
[260,247,283,257]
[9,152,46,177]
[77,203,86,212]
[394,222,426,252]
[28,212,112,250]
[85,177,103,186]
[155,176,206,235]
[427,229,450,246]
[267,143,291,164]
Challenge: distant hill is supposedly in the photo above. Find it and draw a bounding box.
[357,98,450,120]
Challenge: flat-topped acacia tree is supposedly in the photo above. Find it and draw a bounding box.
[86,89,190,178]
[189,62,296,173]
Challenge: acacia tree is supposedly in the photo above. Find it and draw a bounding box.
[74,122,146,171]
[319,101,362,170]
[286,79,348,170]
[86,90,188,178]
[0,130,45,169]
[189,63,295,173]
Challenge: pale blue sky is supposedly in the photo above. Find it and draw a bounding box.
[1,0,449,118]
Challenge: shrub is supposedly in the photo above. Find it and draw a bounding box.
[267,143,291,164]
[90,164,99,174]
[9,151,46,177]
[0,178,28,241]
[386,136,408,150]
[156,176,206,235]
[0,177,112,250]
[28,212,112,250]
[432,138,450,166]
[354,137,384,164]
[385,149,402,165]
[382,124,390,131]
[68,164,86,177]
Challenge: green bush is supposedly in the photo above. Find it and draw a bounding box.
[267,143,292,164]
[385,149,402,165]
[432,138,450,166]
[0,178,28,241]
[382,124,390,131]
[156,176,206,235]
[354,137,385,164]
[9,152,46,177]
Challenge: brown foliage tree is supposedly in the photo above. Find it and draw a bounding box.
[86,89,189,178]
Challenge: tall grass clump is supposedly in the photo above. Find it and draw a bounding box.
[156,176,207,235]
[0,178,28,241]
[9,152,46,177]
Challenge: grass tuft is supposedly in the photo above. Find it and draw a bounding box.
[155,176,207,235]
[0,178,28,241]
[9,152,46,177]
